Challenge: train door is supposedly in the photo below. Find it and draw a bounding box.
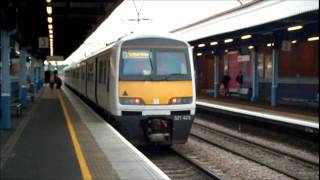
[96,53,109,110]
[86,59,96,102]
[95,58,98,104]
[80,62,86,95]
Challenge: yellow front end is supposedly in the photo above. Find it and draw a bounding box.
[119,81,193,105]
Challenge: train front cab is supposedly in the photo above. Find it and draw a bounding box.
[114,37,196,145]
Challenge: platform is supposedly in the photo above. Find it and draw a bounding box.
[0,86,169,180]
[196,95,319,130]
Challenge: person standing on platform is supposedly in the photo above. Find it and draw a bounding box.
[236,71,244,92]
[222,73,231,96]
[49,71,55,89]
[55,76,62,89]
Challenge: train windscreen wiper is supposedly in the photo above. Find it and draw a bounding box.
[147,54,154,80]
[163,73,183,80]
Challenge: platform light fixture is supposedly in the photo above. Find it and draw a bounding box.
[267,43,273,47]
[48,24,53,30]
[49,29,53,34]
[46,6,52,15]
[210,41,218,46]
[248,45,254,49]
[190,45,194,49]
[198,43,205,48]
[291,40,297,44]
[225,49,228,53]
[196,53,202,56]
[50,38,53,42]
[46,0,52,3]
[49,34,53,39]
[224,38,233,43]
[241,34,252,40]
[47,17,53,23]
[287,25,303,31]
[308,36,319,41]
[211,51,214,54]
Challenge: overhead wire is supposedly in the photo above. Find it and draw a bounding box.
[132,0,145,24]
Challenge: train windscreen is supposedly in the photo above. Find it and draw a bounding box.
[120,48,191,81]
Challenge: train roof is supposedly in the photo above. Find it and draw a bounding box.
[119,32,189,45]
[65,32,191,68]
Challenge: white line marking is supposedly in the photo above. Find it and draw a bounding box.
[62,87,170,180]
[197,101,319,129]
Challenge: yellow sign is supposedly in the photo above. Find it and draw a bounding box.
[123,51,150,59]
[128,51,149,57]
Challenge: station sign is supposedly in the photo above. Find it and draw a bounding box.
[237,55,250,62]
[281,41,291,51]
[39,37,49,48]
[46,55,64,61]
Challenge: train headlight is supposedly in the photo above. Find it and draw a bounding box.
[169,97,192,104]
[120,97,145,105]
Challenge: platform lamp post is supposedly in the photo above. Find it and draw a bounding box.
[34,59,39,93]
[33,59,38,94]
[37,60,41,90]
[213,53,220,99]
[250,46,259,102]
[39,60,44,88]
[40,60,44,88]
[271,42,279,107]
[1,30,12,129]
[29,56,35,99]
[19,48,28,108]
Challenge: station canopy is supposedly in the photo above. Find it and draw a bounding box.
[65,0,318,65]
[64,0,256,65]
[0,0,122,60]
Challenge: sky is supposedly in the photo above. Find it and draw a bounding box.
[61,0,253,65]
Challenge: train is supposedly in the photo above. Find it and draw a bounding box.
[64,33,196,145]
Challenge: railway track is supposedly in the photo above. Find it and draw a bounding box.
[191,120,319,180]
[74,87,318,179]
[140,147,222,180]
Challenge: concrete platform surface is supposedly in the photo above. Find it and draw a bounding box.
[0,86,169,180]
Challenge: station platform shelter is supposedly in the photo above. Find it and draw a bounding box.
[178,4,319,109]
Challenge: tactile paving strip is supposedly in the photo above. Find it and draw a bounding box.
[60,92,119,180]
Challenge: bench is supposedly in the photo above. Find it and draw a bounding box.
[10,97,22,117]
[229,88,251,98]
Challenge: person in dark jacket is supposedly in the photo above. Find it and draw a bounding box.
[236,71,244,90]
[55,76,62,89]
[222,73,231,96]
[49,71,55,89]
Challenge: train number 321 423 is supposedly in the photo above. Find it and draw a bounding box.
[174,115,192,121]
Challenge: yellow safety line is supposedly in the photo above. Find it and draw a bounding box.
[58,91,93,180]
